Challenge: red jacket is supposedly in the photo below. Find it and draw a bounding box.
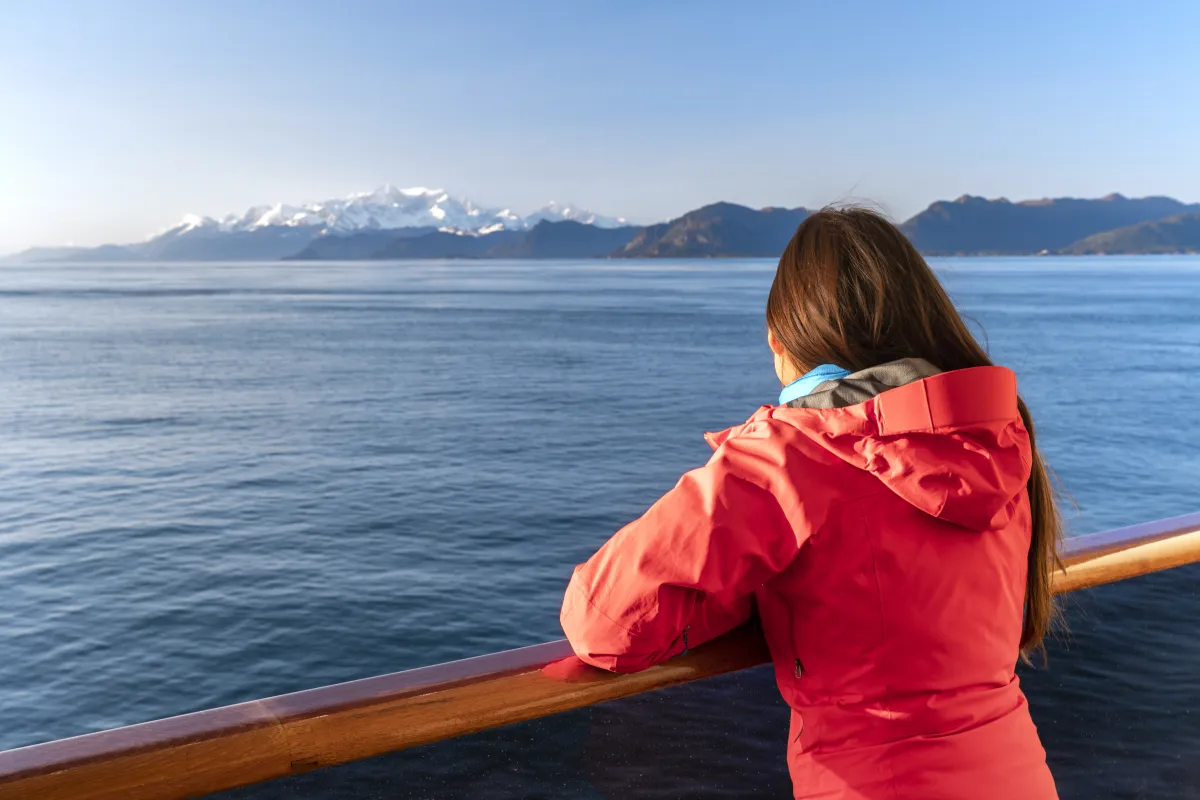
[560,365,1058,799]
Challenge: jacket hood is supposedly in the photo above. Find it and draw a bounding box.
[709,360,1032,531]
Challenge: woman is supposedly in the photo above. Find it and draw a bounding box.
[559,208,1061,798]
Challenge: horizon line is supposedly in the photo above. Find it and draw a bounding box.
[6,188,1199,258]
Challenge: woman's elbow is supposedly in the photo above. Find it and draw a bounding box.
[560,583,665,673]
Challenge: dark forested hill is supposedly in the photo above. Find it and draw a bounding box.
[1062,212,1200,254]
[613,203,811,258]
[899,194,1199,255]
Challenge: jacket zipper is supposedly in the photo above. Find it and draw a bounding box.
[783,595,805,745]
[779,590,803,679]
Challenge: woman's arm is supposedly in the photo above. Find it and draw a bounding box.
[560,433,804,672]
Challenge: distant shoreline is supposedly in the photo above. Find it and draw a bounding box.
[8,194,1200,263]
[8,253,1200,269]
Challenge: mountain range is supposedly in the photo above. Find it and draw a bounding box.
[7,189,1200,263]
[899,194,1200,255]
[1061,212,1200,254]
[7,187,631,263]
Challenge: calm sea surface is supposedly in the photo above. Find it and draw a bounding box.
[1,257,1198,798]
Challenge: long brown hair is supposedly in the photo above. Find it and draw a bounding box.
[766,206,1062,659]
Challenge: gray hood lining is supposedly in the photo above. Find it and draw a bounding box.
[785,358,942,410]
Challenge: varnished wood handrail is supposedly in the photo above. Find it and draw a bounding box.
[3,512,1200,800]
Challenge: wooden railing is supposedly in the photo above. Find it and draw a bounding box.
[3,512,1200,800]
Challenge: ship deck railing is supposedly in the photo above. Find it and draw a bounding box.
[2,512,1200,799]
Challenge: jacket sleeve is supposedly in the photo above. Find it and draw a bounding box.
[560,430,803,672]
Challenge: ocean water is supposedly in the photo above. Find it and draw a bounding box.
[1,257,1198,799]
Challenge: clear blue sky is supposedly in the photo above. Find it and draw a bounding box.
[2,0,1198,253]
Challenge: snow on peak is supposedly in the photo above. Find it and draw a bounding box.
[247,204,308,229]
[148,213,217,240]
[166,187,630,237]
[176,212,207,227]
[350,185,444,203]
[527,201,629,229]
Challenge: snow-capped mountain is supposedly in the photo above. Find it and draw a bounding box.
[4,186,636,263]
[524,201,629,229]
[162,186,627,238]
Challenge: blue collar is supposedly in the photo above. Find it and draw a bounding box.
[778,364,852,405]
